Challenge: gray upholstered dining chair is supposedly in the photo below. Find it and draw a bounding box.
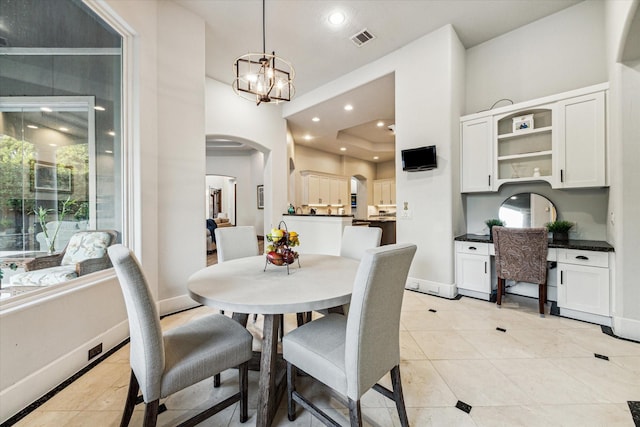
[214,226,259,263]
[283,243,417,427]
[492,226,549,316]
[340,225,383,260]
[108,245,253,427]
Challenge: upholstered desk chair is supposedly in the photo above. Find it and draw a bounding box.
[283,243,417,427]
[108,245,253,427]
[340,225,383,260]
[214,226,259,263]
[492,226,549,316]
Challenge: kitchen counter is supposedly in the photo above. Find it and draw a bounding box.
[354,219,396,245]
[455,234,614,252]
[281,215,352,255]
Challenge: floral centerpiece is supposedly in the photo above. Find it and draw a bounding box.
[264,221,300,273]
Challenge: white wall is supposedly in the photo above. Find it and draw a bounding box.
[205,78,288,236]
[375,160,395,180]
[465,0,607,114]
[205,152,265,232]
[285,25,465,291]
[606,0,640,340]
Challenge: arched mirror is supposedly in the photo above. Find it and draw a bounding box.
[498,193,557,228]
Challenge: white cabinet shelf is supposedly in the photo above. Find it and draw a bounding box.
[460,83,608,192]
[497,126,552,140]
[301,171,348,207]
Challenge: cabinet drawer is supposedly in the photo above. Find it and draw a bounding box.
[455,241,489,255]
[557,249,608,268]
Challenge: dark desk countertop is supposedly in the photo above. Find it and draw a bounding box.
[455,234,614,252]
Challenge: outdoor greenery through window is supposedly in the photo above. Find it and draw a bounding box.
[0,0,123,299]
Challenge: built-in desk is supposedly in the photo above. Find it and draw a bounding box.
[454,234,614,325]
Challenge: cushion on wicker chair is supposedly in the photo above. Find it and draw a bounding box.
[61,231,112,265]
[10,265,77,286]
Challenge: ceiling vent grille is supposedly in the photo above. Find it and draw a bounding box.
[350,29,375,47]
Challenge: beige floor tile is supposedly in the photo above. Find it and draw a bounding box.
[491,358,609,404]
[457,330,535,359]
[309,407,397,427]
[470,405,554,427]
[64,410,122,426]
[506,327,595,358]
[399,330,428,360]
[610,355,640,375]
[550,357,640,403]
[406,407,478,426]
[13,410,80,426]
[541,403,635,426]
[558,328,640,357]
[397,360,458,408]
[432,359,531,406]
[410,330,484,360]
[400,310,455,331]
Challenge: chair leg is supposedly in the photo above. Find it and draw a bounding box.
[496,277,504,306]
[287,362,297,421]
[390,365,410,427]
[538,283,546,317]
[239,361,248,423]
[214,373,220,388]
[120,370,139,427]
[143,399,159,427]
[348,398,362,427]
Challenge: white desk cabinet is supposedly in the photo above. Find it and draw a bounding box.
[557,249,610,319]
[455,242,491,300]
[460,117,493,193]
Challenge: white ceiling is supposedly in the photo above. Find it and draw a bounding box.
[177,0,581,162]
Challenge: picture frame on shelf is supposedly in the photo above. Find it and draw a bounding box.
[512,114,534,133]
[257,185,264,209]
[30,160,73,193]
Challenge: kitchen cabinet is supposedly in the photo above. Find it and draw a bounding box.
[302,172,347,206]
[460,117,493,192]
[373,179,395,206]
[455,241,491,300]
[557,249,610,317]
[459,83,608,192]
[554,91,606,188]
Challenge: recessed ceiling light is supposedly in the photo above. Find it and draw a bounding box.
[340,147,346,151]
[328,11,345,26]
[59,127,69,132]
[373,156,379,160]
[94,106,106,111]
[304,135,312,141]
[27,125,38,129]
[344,104,353,111]
[105,150,113,154]
[40,107,52,112]
[312,117,320,122]
[377,121,384,127]
[108,131,116,136]
[49,143,57,147]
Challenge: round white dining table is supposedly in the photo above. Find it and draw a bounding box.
[187,254,360,427]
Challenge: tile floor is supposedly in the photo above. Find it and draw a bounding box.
[13,291,640,427]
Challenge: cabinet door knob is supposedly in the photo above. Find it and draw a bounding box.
[576,255,589,260]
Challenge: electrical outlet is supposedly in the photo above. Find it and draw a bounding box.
[88,343,103,361]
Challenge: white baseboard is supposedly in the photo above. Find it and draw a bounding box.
[405,277,457,299]
[0,320,129,424]
[559,307,612,327]
[456,287,491,301]
[612,316,640,341]
[158,293,200,316]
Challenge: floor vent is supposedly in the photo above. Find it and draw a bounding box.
[350,29,375,47]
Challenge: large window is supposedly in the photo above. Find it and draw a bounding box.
[0,0,122,299]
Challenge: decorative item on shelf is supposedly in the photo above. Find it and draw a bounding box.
[287,203,295,214]
[512,114,534,133]
[533,167,541,177]
[545,220,574,242]
[485,219,505,237]
[264,221,300,274]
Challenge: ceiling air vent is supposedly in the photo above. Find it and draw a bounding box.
[350,29,375,47]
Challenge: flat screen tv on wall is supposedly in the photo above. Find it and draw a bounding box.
[401,145,437,171]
